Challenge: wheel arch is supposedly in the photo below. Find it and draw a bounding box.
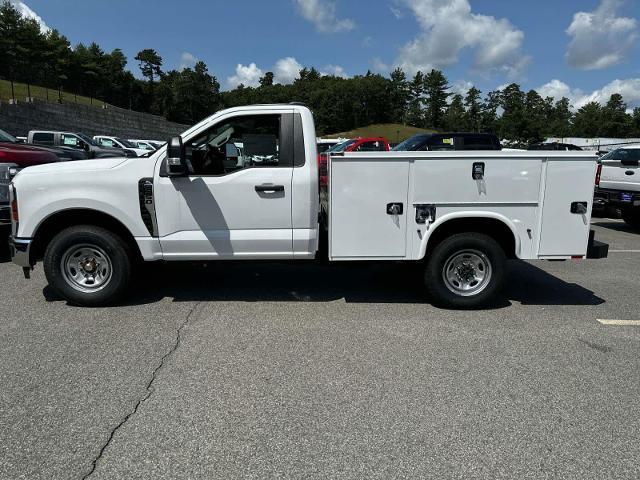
[30,208,143,263]
[420,213,520,260]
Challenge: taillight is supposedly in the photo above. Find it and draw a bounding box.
[10,186,18,222]
[319,155,328,187]
[595,163,602,186]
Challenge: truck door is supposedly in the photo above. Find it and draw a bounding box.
[155,111,295,259]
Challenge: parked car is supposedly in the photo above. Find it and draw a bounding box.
[1,128,87,161]
[28,131,137,159]
[7,104,607,308]
[94,136,148,156]
[594,146,640,228]
[317,138,346,154]
[319,137,390,186]
[529,142,583,151]
[393,133,502,151]
[0,143,59,228]
[128,139,160,152]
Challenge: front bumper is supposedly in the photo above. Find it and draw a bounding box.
[9,236,33,268]
[587,230,609,259]
[0,205,10,226]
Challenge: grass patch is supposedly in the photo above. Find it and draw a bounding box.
[324,123,437,143]
[0,79,103,107]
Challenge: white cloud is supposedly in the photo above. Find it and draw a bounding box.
[537,78,640,110]
[9,1,49,32]
[293,0,355,33]
[372,57,390,74]
[449,79,473,96]
[227,63,263,88]
[321,64,349,78]
[389,5,403,19]
[395,0,529,78]
[274,57,303,84]
[179,52,198,70]
[227,57,305,88]
[566,0,639,70]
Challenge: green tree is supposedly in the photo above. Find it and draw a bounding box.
[135,48,163,84]
[406,71,425,127]
[259,71,274,87]
[423,69,449,129]
[572,102,603,137]
[601,93,632,137]
[388,67,410,124]
[464,87,482,132]
[444,94,465,131]
[499,84,527,144]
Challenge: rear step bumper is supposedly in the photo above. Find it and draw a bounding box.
[587,230,609,259]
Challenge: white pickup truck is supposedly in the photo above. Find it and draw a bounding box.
[8,104,608,308]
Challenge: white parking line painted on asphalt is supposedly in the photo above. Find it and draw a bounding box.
[597,319,640,326]
[609,250,640,253]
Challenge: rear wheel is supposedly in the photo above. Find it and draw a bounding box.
[622,207,640,230]
[44,225,132,307]
[425,233,506,309]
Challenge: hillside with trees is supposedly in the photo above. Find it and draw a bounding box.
[1,1,639,144]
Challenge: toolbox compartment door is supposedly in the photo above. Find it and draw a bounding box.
[329,157,409,259]
[539,159,597,256]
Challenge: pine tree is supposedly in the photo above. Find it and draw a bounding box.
[406,71,425,127]
[423,69,449,129]
[464,87,482,132]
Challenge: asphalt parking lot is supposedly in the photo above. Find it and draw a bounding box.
[1,220,639,479]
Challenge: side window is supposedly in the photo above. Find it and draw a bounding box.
[184,114,283,176]
[61,134,80,148]
[424,136,454,151]
[99,138,115,148]
[459,136,495,150]
[355,141,376,152]
[32,132,54,145]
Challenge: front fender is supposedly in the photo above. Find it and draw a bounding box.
[20,197,146,239]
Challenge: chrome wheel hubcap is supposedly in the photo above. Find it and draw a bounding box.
[61,244,113,293]
[442,249,492,297]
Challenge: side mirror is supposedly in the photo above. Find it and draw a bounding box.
[166,136,187,176]
[82,141,90,152]
[225,143,240,158]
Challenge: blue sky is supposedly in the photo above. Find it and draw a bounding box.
[12,0,640,108]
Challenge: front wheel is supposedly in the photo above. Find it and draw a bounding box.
[44,225,133,307]
[424,233,506,309]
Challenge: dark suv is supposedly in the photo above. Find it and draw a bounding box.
[393,133,502,151]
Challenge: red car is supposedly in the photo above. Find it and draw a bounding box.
[318,137,390,186]
[1,129,60,228]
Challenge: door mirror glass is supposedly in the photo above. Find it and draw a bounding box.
[225,143,240,158]
[166,136,187,176]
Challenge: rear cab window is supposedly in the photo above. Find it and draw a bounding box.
[32,132,54,145]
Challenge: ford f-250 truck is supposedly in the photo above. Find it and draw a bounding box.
[8,104,608,308]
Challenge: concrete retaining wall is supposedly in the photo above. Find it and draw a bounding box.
[0,100,189,140]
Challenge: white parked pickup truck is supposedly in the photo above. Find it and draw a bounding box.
[8,104,608,308]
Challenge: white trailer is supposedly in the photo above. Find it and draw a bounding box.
[7,104,608,308]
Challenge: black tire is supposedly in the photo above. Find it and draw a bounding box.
[43,225,133,307]
[622,208,640,230]
[424,233,506,309]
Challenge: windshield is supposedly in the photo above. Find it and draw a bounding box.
[76,133,98,146]
[326,139,357,153]
[0,128,17,143]
[392,134,431,151]
[115,137,136,148]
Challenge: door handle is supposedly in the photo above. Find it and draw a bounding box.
[255,184,284,193]
[571,201,588,214]
[472,162,485,180]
